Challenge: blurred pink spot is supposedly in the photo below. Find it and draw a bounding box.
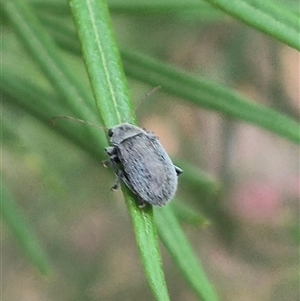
[232,181,282,223]
[287,176,300,197]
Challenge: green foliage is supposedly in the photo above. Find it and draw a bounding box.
[2,0,299,300]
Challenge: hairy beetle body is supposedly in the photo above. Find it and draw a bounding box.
[105,123,182,207]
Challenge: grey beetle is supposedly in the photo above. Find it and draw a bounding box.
[104,123,182,207]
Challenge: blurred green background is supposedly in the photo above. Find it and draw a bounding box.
[2,0,299,300]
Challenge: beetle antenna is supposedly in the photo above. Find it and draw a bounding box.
[50,116,105,129]
[50,87,161,128]
[126,86,161,123]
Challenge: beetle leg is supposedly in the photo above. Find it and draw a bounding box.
[105,146,116,156]
[104,154,149,209]
[137,197,147,209]
[111,175,121,191]
[103,157,120,169]
[118,171,136,193]
[108,161,124,191]
[102,160,110,168]
[105,146,120,164]
[174,165,183,176]
[111,155,120,163]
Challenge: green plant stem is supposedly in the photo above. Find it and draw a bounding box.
[122,50,300,144]
[69,0,170,300]
[1,186,51,274]
[155,207,219,301]
[31,11,300,145]
[2,0,97,123]
[203,0,299,50]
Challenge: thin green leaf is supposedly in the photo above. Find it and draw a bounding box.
[69,0,170,300]
[155,207,219,301]
[1,70,107,160]
[171,201,208,226]
[3,0,96,123]
[122,50,300,144]
[28,0,300,39]
[3,68,221,301]
[3,69,220,203]
[176,160,221,196]
[3,2,170,298]
[19,12,299,146]
[69,0,131,127]
[1,186,51,275]
[107,0,214,13]
[3,68,216,202]
[203,0,299,50]
[29,0,214,14]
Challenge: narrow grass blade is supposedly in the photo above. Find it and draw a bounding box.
[1,186,51,275]
[2,70,107,160]
[122,50,300,144]
[155,207,219,301]
[24,12,300,145]
[4,68,221,300]
[171,201,208,227]
[203,0,299,50]
[3,0,96,123]
[69,0,170,300]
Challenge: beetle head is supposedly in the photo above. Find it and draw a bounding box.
[108,123,144,145]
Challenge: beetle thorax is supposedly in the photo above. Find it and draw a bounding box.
[108,123,145,145]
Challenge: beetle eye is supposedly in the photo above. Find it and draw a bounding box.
[108,129,113,137]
